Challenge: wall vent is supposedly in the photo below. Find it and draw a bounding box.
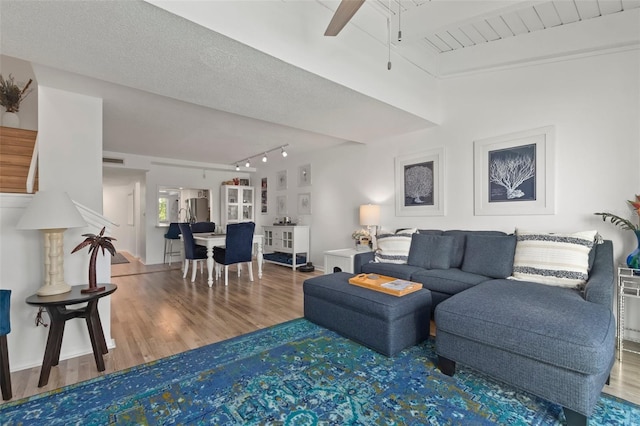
[103,157,125,165]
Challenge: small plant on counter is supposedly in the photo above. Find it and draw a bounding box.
[0,74,33,113]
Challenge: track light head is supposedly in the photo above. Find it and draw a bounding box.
[233,145,288,169]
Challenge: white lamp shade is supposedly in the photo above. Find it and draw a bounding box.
[17,190,87,230]
[359,204,380,226]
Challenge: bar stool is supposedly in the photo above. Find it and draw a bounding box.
[0,289,11,400]
[163,222,182,265]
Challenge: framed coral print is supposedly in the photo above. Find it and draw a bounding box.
[261,177,268,214]
[298,164,311,187]
[277,195,287,215]
[276,170,287,191]
[298,193,311,215]
[395,147,445,216]
[474,125,555,215]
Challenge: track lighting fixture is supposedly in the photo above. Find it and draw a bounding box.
[232,144,290,169]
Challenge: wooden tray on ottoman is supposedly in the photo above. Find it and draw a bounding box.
[348,273,422,297]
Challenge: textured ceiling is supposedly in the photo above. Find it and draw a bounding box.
[1,0,638,170]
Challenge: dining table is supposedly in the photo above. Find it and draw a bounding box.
[192,232,264,287]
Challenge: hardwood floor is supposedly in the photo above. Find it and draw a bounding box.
[6,253,320,402]
[4,253,640,408]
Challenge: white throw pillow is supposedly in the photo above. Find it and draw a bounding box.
[510,229,597,288]
[374,232,413,264]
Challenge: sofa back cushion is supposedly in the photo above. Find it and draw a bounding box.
[441,230,508,268]
[374,232,413,264]
[407,234,454,270]
[511,229,597,288]
[461,234,517,278]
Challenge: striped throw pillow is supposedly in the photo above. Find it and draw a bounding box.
[374,232,413,264]
[510,229,597,288]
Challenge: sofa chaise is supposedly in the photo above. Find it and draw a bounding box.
[352,229,615,426]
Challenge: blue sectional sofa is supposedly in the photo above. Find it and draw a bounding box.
[353,229,615,426]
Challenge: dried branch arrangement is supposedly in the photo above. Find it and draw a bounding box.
[0,74,33,113]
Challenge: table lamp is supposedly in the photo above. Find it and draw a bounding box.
[16,191,87,296]
[359,204,380,237]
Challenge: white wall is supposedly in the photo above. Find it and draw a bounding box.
[103,182,137,254]
[103,152,253,265]
[38,85,103,210]
[254,49,639,270]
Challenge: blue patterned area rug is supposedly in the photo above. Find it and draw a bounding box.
[1,319,638,425]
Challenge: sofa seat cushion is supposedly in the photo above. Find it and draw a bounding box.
[361,262,424,280]
[411,268,491,296]
[435,279,615,375]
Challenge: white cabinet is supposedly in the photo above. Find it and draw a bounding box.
[220,185,254,229]
[263,225,310,269]
[324,248,361,274]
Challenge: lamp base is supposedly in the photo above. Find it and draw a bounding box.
[36,282,72,296]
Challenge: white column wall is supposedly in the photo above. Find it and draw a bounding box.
[37,86,103,210]
[2,86,112,372]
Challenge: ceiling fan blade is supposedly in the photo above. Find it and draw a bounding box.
[324,0,366,36]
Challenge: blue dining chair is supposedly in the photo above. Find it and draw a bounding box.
[0,289,11,400]
[163,222,182,265]
[213,222,256,286]
[178,223,208,282]
[191,222,215,233]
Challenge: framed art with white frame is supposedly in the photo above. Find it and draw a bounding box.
[298,164,311,187]
[261,177,268,215]
[298,193,311,215]
[395,147,445,216]
[276,170,287,191]
[473,125,555,216]
[277,195,287,216]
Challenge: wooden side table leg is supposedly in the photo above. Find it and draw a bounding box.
[0,335,12,400]
[94,309,108,355]
[50,315,66,366]
[38,311,66,387]
[84,302,105,372]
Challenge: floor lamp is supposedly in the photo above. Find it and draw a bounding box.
[17,191,87,296]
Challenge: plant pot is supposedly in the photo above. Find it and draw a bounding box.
[1,111,19,128]
[627,230,640,270]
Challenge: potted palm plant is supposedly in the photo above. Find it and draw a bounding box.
[595,195,640,269]
[0,74,33,128]
[72,227,117,293]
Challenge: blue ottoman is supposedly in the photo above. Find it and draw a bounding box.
[303,272,432,356]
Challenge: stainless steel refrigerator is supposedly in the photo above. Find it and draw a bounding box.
[186,198,209,222]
